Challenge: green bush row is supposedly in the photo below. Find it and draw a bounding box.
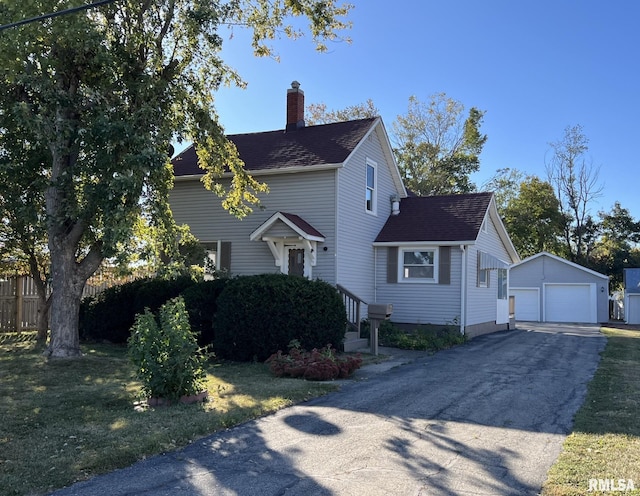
[80,273,347,362]
[79,276,197,344]
[362,320,466,351]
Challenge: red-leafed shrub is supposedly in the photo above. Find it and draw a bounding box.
[266,341,362,381]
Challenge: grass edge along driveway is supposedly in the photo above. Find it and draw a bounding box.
[542,326,640,496]
[0,340,338,496]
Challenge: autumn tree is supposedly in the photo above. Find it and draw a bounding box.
[546,125,603,264]
[502,176,565,258]
[305,98,379,125]
[0,0,351,357]
[393,93,486,196]
[481,167,525,214]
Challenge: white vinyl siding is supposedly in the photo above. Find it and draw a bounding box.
[465,213,513,327]
[375,246,462,325]
[170,169,337,283]
[336,129,396,303]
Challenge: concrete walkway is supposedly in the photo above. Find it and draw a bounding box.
[50,323,605,496]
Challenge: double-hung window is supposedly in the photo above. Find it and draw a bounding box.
[365,159,376,214]
[400,248,437,282]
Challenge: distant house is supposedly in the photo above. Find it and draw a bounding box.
[624,268,640,324]
[510,252,609,324]
[169,82,520,343]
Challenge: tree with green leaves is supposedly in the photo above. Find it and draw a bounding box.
[305,98,379,125]
[393,93,487,196]
[546,125,603,264]
[502,176,565,258]
[591,202,640,288]
[0,0,351,358]
[0,107,52,340]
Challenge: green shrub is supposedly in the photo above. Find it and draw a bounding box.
[214,274,347,362]
[80,276,196,343]
[181,279,229,347]
[378,321,466,351]
[266,342,362,381]
[128,296,207,402]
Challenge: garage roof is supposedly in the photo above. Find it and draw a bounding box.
[512,252,608,280]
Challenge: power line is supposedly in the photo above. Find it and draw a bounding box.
[0,0,118,32]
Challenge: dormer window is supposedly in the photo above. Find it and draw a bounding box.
[366,158,377,214]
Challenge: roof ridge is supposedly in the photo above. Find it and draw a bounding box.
[225,116,378,138]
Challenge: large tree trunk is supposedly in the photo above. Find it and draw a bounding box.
[44,248,86,358]
[44,115,103,357]
[43,237,103,357]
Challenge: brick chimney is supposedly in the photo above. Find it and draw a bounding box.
[286,81,305,131]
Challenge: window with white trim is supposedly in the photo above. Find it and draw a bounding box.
[497,268,508,299]
[399,248,438,282]
[477,251,491,287]
[365,159,376,214]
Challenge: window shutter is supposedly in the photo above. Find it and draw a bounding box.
[219,242,231,271]
[387,247,398,283]
[439,246,451,285]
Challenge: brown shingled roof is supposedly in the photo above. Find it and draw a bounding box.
[279,212,324,239]
[374,193,493,243]
[172,118,377,176]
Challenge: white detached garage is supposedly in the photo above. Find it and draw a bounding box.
[510,252,609,324]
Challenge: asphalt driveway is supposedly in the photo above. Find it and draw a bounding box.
[50,323,605,496]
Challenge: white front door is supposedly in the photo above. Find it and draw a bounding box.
[496,299,510,324]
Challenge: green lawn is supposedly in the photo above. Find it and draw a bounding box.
[4,325,639,495]
[542,326,640,495]
[0,338,337,496]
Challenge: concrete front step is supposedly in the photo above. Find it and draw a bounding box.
[344,338,369,352]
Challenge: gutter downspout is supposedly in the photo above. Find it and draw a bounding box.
[460,244,467,335]
[374,246,377,302]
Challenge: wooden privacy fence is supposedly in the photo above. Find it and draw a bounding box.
[0,276,43,332]
[0,271,148,332]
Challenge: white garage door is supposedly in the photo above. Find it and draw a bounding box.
[510,288,539,321]
[544,284,596,323]
[628,294,640,324]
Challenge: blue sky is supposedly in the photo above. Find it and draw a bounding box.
[203,1,639,220]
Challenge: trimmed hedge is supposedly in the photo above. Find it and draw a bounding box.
[214,274,347,362]
[79,276,196,343]
[181,279,229,347]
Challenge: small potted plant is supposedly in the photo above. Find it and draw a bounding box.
[128,296,208,406]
